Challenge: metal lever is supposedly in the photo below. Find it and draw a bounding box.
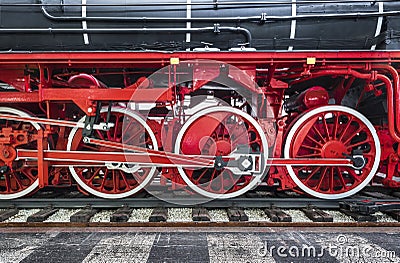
[342,150,366,170]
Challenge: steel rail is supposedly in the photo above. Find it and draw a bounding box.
[1,196,399,209]
[2,222,400,228]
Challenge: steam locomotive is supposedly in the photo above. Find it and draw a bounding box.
[0,0,399,200]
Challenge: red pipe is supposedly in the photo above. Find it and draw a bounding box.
[372,65,400,138]
[288,66,400,142]
[313,68,400,142]
[289,68,375,86]
[310,69,375,80]
[376,74,400,142]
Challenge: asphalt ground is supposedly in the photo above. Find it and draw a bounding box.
[0,227,399,262]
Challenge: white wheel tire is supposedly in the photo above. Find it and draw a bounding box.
[67,107,158,199]
[283,105,381,199]
[0,107,41,199]
[174,106,268,199]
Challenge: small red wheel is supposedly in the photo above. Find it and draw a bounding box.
[284,105,380,199]
[0,107,41,199]
[174,106,268,199]
[67,107,158,199]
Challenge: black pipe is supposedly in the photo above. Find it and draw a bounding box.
[0,26,252,45]
[41,5,260,22]
[0,0,398,7]
[40,5,400,23]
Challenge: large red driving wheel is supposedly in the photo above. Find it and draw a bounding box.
[0,107,41,199]
[67,107,158,199]
[284,105,380,199]
[174,106,268,199]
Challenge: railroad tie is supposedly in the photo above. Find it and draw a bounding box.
[264,206,292,222]
[110,206,133,222]
[192,208,211,222]
[27,206,59,222]
[0,207,19,222]
[70,206,98,223]
[339,209,377,222]
[149,207,168,222]
[390,191,400,199]
[385,210,400,221]
[301,206,333,222]
[227,208,248,222]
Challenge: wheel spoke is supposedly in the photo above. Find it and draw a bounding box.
[305,134,324,147]
[194,169,209,184]
[21,169,36,182]
[315,167,327,191]
[206,170,217,192]
[113,115,120,141]
[100,169,109,191]
[296,153,322,158]
[332,113,339,139]
[122,118,135,135]
[231,130,248,145]
[4,174,11,193]
[338,116,353,141]
[329,167,334,192]
[87,168,101,184]
[248,138,261,145]
[112,170,117,192]
[302,167,321,184]
[336,167,348,189]
[342,126,364,145]
[300,144,322,152]
[321,114,330,140]
[220,172,224,192]
[12,173,23,189]
[95,129,105,140]
[343,167,361,183]
[346,139,372,149]
[311,125,326,143]
[124,127,143,144]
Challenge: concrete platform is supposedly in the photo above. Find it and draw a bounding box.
[0,227,399,262]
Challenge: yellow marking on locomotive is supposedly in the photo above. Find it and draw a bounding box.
[307,57,316,65]
[170,57,180,65]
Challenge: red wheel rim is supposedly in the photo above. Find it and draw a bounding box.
[177,107,267,198]
[0,108,40,199]
[286,107,379,197]
[68,108,156,198]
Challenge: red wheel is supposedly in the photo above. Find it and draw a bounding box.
[284,105,380,199]
[0,107,41,199]
[67,107,158,199]
[174,106,268,199]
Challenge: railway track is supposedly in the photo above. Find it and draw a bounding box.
[0,187,400,226]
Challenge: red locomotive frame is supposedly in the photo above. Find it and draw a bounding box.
[0,51,399,200]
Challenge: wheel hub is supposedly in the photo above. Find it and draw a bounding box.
[209,140,232,156]
[321,141,346,158]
